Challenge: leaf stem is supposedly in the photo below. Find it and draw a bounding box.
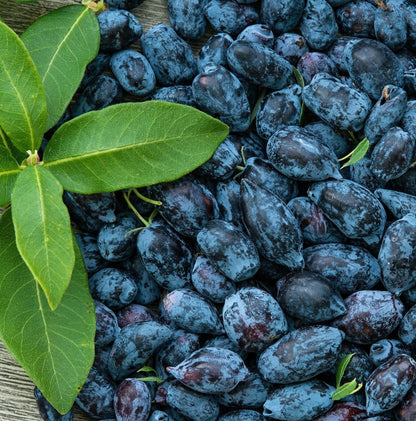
[338,151,354,162]
[123,191,151,227]
[233,147,247,179]
[148,207,159,225]
[240,145,247,166]
[132,188,162,206]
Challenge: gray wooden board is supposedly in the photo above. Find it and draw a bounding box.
[0,0,212,419]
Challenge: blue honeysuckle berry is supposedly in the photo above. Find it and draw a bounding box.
[141,23,197,86]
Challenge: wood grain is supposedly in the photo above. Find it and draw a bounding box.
[0,0,171,35]
[0,1,176,420]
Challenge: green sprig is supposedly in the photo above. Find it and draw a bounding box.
[137,366,164,385]
[332,353,363,401]
[338,137,370,169]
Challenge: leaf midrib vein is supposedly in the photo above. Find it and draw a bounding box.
[44,135,184,166]
[41,7,89,85]
[35,281,61,398]
[34,167,51,279]
[15,168,52,298]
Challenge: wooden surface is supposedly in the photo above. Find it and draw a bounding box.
[0,1,183,420]
[0,0,171,35]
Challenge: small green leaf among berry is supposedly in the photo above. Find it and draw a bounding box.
[137,366,164,384]
[338,138,370,169]
[332,353,363,401]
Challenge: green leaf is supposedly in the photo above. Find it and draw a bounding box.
[137,366,159,375]
[335,353,355,388]
[43,101,229,193]
[21,5,100,131]
[339,137,370,169]
[292,66,305,88]
[0,209,95,414]
[11,165,74,310]
[138,376,165,384]
[137,367,164,384]
[0,129,22,206]
[332,379,363,401]
[8,0,41,2]
[0,126,27,164]
[0,20,47,152]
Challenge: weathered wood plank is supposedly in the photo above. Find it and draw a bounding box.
[0,341,43,420]
[0,0,171,35]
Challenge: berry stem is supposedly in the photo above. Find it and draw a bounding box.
[123,190,151,227]
[132,188,162,206]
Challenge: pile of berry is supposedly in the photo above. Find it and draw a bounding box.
[36,0,416,420]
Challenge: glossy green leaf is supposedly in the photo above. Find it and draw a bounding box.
[335,353,355,388]
[332,379,363,401]
[43,101,229,193]
[0,130,21,206]
[21,5,100,130]
[339,138,370,169]
[11,165,74,310]
[0,20,47,152]
[0,209,95,414]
